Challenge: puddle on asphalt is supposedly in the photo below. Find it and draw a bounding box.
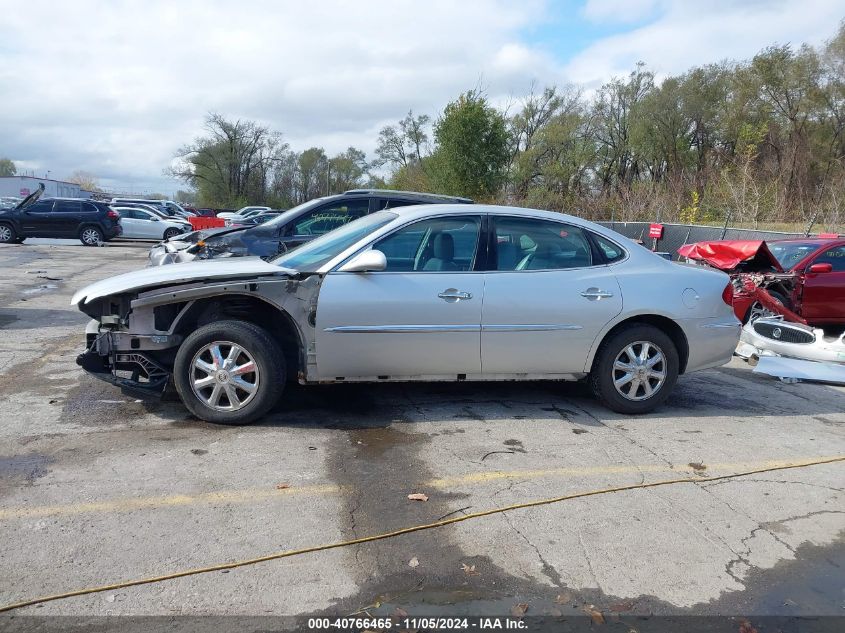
[0,454,53,483]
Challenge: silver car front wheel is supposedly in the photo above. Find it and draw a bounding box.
[190,341,260,411]
[174,320,285,425]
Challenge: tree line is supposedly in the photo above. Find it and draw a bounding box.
[173,23,844,229]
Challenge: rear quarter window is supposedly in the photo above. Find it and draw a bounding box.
[592,233,626,263]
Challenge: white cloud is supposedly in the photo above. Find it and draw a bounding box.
[0,0,547,193]
[582,0,661,23]
[566,0,844,86]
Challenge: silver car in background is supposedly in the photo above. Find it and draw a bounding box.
[114,207,193,241]
[72,205,740,424]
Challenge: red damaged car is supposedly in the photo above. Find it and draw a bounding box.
[678,238,845,325]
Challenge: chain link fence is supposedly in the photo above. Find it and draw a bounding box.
[597,221,824,261]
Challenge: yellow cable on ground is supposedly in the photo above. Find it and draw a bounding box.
[1,455,842,614]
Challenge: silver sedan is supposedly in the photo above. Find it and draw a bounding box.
[73,205,741,424]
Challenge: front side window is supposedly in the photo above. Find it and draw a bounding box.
[373,215,482,272]
[291,200,369,236]
[811,245,845,272]
[492,217,593,271]
[26,201,54,213]
[273,211,397,271]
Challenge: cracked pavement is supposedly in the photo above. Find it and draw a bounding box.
[0,241,843,618]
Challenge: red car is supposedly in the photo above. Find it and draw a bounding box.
[678,238,845,325]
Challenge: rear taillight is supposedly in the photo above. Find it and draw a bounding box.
[722,282,733,305]
[107,209,119,220]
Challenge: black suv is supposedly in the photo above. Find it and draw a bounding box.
[150,189,473,265]
[0,186,122,245]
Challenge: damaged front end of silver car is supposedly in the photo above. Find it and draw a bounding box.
[74,264,323,399]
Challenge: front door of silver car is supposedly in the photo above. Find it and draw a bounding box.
[481,216,623,375]
[315,215,485,379]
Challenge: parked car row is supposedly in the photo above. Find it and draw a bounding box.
[0,187,196,245]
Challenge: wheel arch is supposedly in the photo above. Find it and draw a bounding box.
[586,313,690,375]
[170,294,305,381]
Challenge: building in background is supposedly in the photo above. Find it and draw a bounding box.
[0,176,91,199]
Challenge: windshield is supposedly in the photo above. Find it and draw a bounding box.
[272,211,397,271]
[261,198,327,228]
[768,241,823,270]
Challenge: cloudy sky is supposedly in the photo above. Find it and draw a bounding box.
[0,0,842,195]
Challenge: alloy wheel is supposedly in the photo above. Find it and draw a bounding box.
[81,228,102,245]
[612,341,667,401]
[0,225,11,242]
[190,341,260,411]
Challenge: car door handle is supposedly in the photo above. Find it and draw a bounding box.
[580,288,614,299]
[438,289,472,302]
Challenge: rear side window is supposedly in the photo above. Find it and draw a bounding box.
[82,202,98,213]
[376,198,421,210]
[292,200,369,236]
[492,216,593,271]
[55,201,82,214]
[592,233,626,263]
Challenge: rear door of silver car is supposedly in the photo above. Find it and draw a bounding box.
[480,215,623,375]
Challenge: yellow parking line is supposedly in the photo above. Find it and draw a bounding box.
[427,458,819,488]
[0,457,834,520]
[0,484,343,520]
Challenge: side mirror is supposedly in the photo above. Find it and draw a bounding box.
[808,262,833,274]
[339,249,387,273]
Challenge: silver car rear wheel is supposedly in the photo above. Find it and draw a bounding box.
[612,341,667,401]
[589,324,679,414]
[190,341,260,411]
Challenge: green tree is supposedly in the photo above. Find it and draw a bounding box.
[431,90,509,198]
[171,113,287,207]
[0,158,16,177]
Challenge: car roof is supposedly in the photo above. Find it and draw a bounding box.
[343,189,474,203]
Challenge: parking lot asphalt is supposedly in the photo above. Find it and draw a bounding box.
[0,241,843,618]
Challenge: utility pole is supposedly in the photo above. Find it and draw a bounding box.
[326,160,331,196]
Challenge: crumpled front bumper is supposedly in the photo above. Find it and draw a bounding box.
[77,322,174,398]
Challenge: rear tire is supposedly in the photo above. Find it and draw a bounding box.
[589,324,679,414]
[79,225,104,246]
[0,223,16,244]
[173,320,285,425]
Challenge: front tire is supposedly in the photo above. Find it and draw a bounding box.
[163,228,182,240]
[0,223,17,244]
[173,320,285,425]
[79,226,104,246]
[589,324,679,414]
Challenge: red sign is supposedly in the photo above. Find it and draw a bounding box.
[19,188,30,196]
[819,233,840,238]
[648,223,664,239]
